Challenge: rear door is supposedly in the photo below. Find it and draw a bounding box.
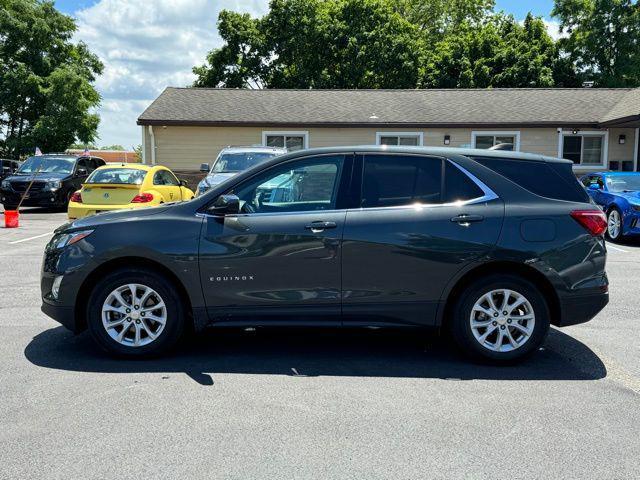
[342,153,504,326]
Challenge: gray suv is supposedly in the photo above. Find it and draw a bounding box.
[41,146,609,362]
[196,146,287,196]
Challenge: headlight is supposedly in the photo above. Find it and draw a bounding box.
[1,180,9,189]
[51,229,94,249]
[47,180,61,189]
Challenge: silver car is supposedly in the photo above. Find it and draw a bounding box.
[196,146,287,196]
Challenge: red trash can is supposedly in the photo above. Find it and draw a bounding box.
[4,210,19,228]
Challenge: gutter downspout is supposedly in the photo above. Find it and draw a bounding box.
[148,125,156,165]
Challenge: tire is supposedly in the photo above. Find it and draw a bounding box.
[606,207,623,241]
[449,274,550,363]
[86,268,186,357]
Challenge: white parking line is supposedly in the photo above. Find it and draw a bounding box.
[606,243,629,253]
[8,232,53,245]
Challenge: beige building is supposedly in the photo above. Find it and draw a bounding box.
[138,88,640,173]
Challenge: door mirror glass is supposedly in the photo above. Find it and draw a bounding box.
[208,194,240,215]
[200,163,210,173]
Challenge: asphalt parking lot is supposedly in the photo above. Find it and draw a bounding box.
[1,208,639,479]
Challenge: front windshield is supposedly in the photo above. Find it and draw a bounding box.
[212,152,277,173]
[17,156,75,174]
[606,175,640,193]
[86,168,147,185]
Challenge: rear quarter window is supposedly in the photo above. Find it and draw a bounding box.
[470,156,589,203]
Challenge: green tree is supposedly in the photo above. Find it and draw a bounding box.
[422,13,579,88]
[194,0,424,89]
[100,144,125,150]
[552,0,640,86]
[0,0,103,158]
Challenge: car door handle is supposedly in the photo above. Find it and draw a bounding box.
[451,214,484,224]
[305,221,337,231]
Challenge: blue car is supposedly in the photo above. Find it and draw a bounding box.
[580,172,640,240]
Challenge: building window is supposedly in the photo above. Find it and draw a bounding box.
[559,132,607,167]
[262,131,309,151]
[471,131,521,151]
[375,132,424,146]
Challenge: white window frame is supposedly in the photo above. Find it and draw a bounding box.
[375,132,424,147]
[557,130,609,170]
[262,130,309,150]
[471,131,521,151]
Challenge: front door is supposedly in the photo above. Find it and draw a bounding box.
[199,154,350,323]
[342,153,504,326]
[152,169,183,202]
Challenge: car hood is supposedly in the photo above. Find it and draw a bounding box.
[201,172,237,187]
[616,191,640,203]
[4,172,70,183]
[60,204,173,232]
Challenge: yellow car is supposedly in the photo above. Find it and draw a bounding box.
[68,164,195,219]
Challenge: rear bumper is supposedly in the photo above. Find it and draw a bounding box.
[557,292,609,326]
[68,202,153,219]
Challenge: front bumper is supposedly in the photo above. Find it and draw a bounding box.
[1,188,66,207]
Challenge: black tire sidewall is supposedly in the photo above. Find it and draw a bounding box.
[87,268,185,357]
[450,275,550,362]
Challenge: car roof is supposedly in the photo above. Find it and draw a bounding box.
[94,163,153,171]
[219,146,288,154]
[266,145,573,165]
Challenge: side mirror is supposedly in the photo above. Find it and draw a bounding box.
[588,183,600,191]
[200,163,210,173]
[208,194,240,216]
[77,167,88,176]
[179,179,188,187]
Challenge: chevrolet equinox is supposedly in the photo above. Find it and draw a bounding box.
[41,146,609,362]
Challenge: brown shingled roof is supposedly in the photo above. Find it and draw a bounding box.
[137,87,640,128]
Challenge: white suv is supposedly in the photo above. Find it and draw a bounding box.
[196,146,287,196]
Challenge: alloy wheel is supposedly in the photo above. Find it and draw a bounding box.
[607,209,621,239]
[101,283,167,347]
[469,289,536,353]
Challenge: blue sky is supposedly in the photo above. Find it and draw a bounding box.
[54,0,559,148]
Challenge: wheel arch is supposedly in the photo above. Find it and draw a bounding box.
[74,256,194,333]
[438,261,561,328]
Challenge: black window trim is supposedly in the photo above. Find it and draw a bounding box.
[353,152,498,212]
[199,152,354,217]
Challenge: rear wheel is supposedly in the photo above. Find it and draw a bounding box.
[449,275,550,362]
[87,268,185,357]
[606,207,623,241]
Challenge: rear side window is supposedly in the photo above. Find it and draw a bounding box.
[362,155,442,208]
[471,156,589,203]
[443,162,485,203]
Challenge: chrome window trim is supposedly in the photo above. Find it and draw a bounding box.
[197,154,499,218]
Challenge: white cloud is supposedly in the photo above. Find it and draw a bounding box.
[543,19,567,42]
[74,0,269,148]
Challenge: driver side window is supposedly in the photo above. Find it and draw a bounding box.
[234,155,343,214]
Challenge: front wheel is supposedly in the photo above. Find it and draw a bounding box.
[86,268,186,357]
[606,207,623,241]
[449,275,550,363]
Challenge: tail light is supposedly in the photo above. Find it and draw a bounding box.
[570,210,607,236]
[69,191,82,203]
[131,193,154,203]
